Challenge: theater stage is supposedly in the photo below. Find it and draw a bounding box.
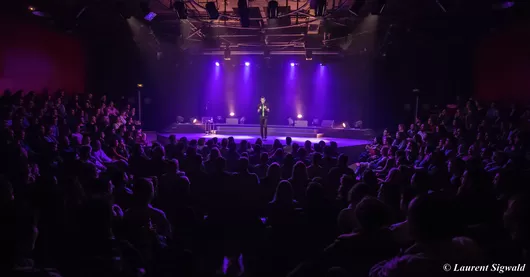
[155,124,374,162]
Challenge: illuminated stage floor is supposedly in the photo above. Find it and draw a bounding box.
[156,133,371,149]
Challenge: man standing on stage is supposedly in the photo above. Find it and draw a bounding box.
[257,96,270,140]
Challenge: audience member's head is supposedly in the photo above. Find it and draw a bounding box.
[407,193,455,243]
[271,180,294,205]
[267,163,281,180]
[292,161,308,181]
[238,157,250,173]
[286,137,292,146]
[354,197,391,232]
[133,178,155,207]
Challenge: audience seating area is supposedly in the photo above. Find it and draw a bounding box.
[1,90,529,277]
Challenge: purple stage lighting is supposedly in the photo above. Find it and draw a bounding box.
[290,63,295,67]
[244,62,250,66]
[215,62,220,66]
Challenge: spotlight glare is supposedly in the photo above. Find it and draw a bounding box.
[342,122,346,128]
[244,62,250,66]
[297,114,303,119]
[229,112,235,117]
[290,62,295,67]
[28,6,36,11]
[215,62,220,66]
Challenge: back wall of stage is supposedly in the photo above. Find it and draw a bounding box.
[160,55,375,126]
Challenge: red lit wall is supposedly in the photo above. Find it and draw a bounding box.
[474,22,530,104]
[0,17,86,94]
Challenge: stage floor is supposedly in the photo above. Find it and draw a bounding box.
[156,133,371,148]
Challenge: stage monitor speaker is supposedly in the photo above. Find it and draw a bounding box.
[226,118,239,124]
[163,122,180,133]
[295,120,308,127]
[321,120,334,128]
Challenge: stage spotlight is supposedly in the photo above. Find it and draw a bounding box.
[305,50,313,61]
[137,84,143,88]
[173,1,188,19]
[224,48,231,60]
[290,62,295,67]
[190,117,198,124]
[28,6,48,17]
[349,0,366,16]
[315,0,326,16]
[297,114,303,119]
[342,122,350,128]
[205,2,220,19]
[240,116,246,124]
[229,112,235,117]
[215,62,220,66]
[177,116,184,124]
[144,12,157,21]
[267,0,279,19]
[244,62,250,66]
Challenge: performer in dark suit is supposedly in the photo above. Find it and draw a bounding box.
[257,96,270,140]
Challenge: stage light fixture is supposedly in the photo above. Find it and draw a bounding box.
[305,50,313,61]
[137,84,144,88]
[224,48,231,60]
[244,62,250,66]
[215,62,220,66]
[349,0,366,16]
[371,0,386,15]
[190,117,198,124]
[28,6,36,11]
[315,0,327,16]
[267,0,279,19]
[144,12,157,21]
[173,1,188,19]
[290,63,295,67]
[238,0,250,27]
[297,114,303,119]
[493,1,515,10]
[229,112,235,117]
[205,2,220,19]
[342,122,350,128]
